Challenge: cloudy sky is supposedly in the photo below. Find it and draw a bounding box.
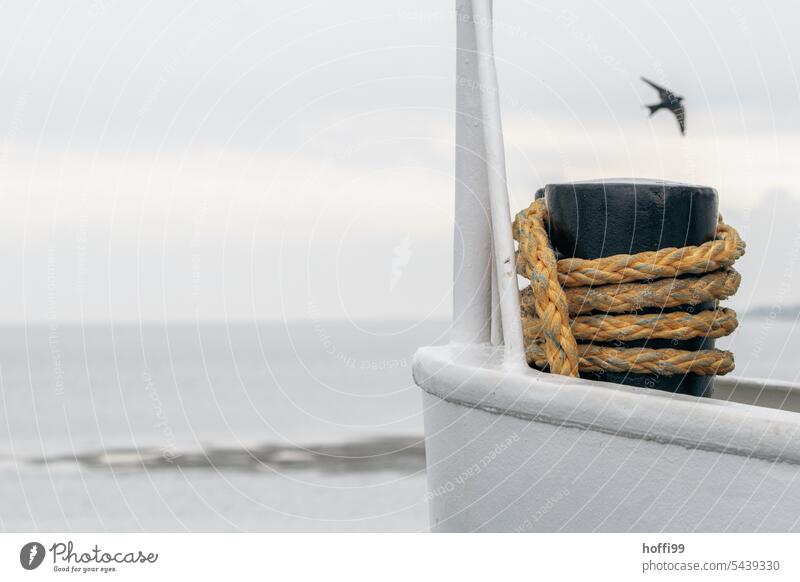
[2,0,799,323]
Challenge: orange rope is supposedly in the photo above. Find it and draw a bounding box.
[513,198,745,377]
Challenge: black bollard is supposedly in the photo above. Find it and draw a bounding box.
[539,179,719,397]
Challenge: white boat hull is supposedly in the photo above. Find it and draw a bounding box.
[415,345,800,532]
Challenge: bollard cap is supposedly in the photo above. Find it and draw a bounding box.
[543,178,718,259]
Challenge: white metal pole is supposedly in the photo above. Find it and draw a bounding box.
[472,0,527,368]
[452,0,493,346]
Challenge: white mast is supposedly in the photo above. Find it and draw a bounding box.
[451,0,493,346]
[472,0,526,367]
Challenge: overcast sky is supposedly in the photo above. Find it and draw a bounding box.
[2,0,800,323]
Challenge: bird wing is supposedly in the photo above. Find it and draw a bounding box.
[671,104,686,135]
[641,76,672,102]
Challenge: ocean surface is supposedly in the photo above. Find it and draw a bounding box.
[0,316,798,532]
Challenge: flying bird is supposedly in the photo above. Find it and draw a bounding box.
[641,77,685,135]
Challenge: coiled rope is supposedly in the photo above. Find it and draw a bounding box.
[512,198,746,377]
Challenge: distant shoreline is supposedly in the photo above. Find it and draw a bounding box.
[744,305,800,320]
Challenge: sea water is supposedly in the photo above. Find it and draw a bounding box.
[0,316,796,531]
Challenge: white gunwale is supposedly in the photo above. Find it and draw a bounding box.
[414,344,800,466]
